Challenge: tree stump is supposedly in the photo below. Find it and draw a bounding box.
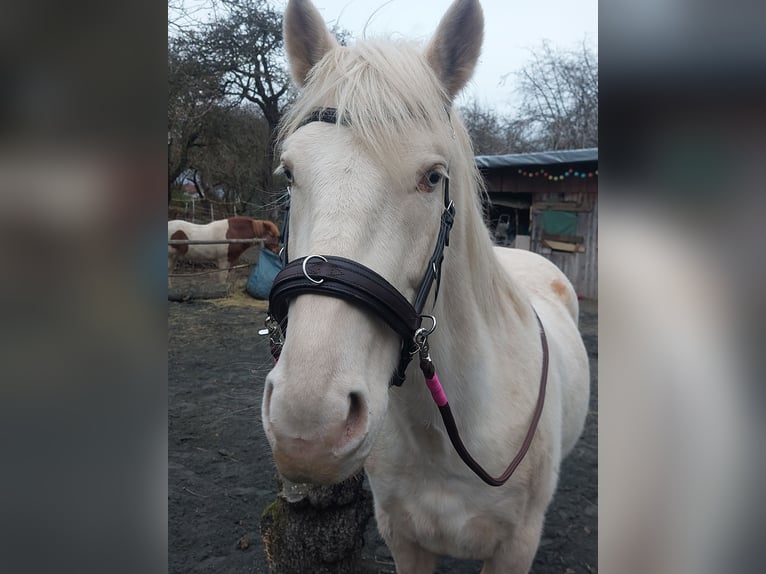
[260,471,374,574]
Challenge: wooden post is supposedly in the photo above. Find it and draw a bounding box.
[260,472,373,574]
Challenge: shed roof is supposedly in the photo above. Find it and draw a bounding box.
[475,148,598,169]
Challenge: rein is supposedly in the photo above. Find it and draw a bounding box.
[418,311,549,486]
[264,107,549,487]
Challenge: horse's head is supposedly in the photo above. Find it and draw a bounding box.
[254,219,281,253]
[263,0,484,484]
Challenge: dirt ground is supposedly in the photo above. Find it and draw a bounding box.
[168,274,597,574]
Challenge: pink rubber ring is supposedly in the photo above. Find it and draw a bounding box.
[425,373,448,407]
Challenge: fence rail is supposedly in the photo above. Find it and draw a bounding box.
[168,263,254,277]
[168,238,267,245]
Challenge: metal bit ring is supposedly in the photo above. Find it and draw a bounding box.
[302,255,328,284]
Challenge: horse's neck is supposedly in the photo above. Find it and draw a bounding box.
[438,200,533,339]
[397,198,538,426]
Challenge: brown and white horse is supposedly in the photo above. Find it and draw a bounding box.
[168,216,280,284]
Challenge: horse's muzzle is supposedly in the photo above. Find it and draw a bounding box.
[263,379,369,484]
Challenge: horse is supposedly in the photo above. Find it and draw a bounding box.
[168,216,280,284]
[262,1,590,572]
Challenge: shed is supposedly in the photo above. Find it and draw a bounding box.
[475,148,598,299]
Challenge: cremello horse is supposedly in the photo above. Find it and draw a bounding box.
[168,217,280,284]
[262,1,590,572]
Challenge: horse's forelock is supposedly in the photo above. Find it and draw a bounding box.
[277,34,488,258]
[278,40,454,161]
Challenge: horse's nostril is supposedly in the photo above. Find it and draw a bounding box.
[263,379,275,419]
[348,391,361,418]
[345,392,366,439]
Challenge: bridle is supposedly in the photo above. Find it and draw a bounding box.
[268,109,455,385]
[264,107,549,487]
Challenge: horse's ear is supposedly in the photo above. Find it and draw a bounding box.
[284,0,339,86]
[425,0,484,101]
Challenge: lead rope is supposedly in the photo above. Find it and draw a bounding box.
[416,309,549,487]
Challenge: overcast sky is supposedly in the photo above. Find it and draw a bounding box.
[172,0,598,115]
[312,0,598,114]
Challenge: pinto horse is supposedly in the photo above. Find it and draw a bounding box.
[262,1,590,572]
[168,217,280,284]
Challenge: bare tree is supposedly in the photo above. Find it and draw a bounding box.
[168,0,353,212]
[513,40,598,150]
[167,0,292,207]
[200,0,292,142]
[167,35,229,203]
[459,101,507,155]
[168,0,216,36]
[459,101,536,155]
[187,104,272,213]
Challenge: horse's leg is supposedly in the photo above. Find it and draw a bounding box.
[216,257,229,284]
[376,510,437,574]
[167,255,176,288]
[479,510,545,574]
[387,538,437,574]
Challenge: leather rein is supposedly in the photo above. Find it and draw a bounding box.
[264,108,549,487]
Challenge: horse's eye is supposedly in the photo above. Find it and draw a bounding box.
[418,169,443,192]
[428,171,442,186]
[282,167,293,183]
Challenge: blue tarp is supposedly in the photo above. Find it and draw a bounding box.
[246,249,283,300]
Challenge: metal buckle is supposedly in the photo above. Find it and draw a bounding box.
[261,316,283,344]
[412,314,437,361]
[443,200,455,225]
[416,314,437,339]
[302,255,328,284]
[261,315,284,361]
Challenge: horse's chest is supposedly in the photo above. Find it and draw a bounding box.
[378,482,507,560]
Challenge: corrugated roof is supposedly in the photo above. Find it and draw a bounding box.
[475,148,598,169]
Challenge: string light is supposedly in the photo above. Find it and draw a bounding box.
[516,168,598,181]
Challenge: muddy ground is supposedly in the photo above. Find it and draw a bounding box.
[169,272,597,574]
